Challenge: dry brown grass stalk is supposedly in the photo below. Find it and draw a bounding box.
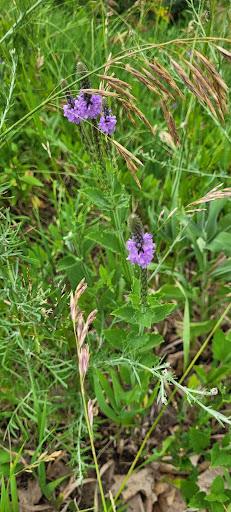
[82,88,119,98]
[118,98,156,136]
[214,45,231,61]
[169,57,205,103]
[125,64,162,96]
[194,50,228,92]
[118,98,138,128]
[160,100,181,146]
[187,184,231,206]
[192,75,218,119]
[183,57,218,101]
[147,60,185,100]
[97,74,132,89]
[111,139,142,188]
[141,66,174,98]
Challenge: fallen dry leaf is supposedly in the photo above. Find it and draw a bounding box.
[111,467,157,504]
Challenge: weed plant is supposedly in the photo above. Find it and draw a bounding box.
[0,0,231,510]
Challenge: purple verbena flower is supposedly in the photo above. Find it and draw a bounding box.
[76,92,102,120]
[63,99,81,125]
[98,111,117,135]
[126,232,155,269]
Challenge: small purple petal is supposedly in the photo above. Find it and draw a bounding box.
[98,113,117,135]
[126,233,155,269]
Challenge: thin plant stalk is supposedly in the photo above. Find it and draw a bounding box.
[73,322,108,512]
[109,301,231,510]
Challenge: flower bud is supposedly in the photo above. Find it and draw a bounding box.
[77,61,91,90]
[128,213,144,236]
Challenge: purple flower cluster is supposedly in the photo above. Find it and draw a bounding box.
[63,90,116,135]
[98,111,117,135]
[126,232,155,269]
[77,92,102,120]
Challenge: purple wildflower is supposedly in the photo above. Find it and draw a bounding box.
[63,99,81,125]
[98,111,117,135]
[126,232,155,269]
[76,92,102,120]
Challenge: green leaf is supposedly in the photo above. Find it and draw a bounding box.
[93,373,119,422]
[189,427,210,453]
[45,474,70,497]
[181,480,199,501]
[86,231,121,254]
[207,232,231,256]
[0,476,12,512]
[56,255,82,271]
[128,333,164,353]
[188,491,207,508]
[82,188,111,210]
[135,303,174,328]
[20,175,44,187]
[211,503,225,512]
[111,303,136,323]
[103,329,128,350]
[211,475,225,494]
[212,329,231,363]
[211,443,231,467]
[205,492,229,503]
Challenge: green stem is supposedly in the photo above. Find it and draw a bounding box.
[113,208,133,284]
[110,301,231,510]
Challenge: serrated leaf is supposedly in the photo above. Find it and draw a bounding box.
[103,329,128,350]
[189,427,210,453]
[211,443,231,467]
[135,303,174,327]
[82,188,111,210]
[111,303,136,323]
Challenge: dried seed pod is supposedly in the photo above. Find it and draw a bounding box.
[118,98,156,136]
[141,66,174,99]
[169,57,205,103]
[97,74,132,89]
[160,100,181,146]
[125,64,162,96]
[147,59,185,100]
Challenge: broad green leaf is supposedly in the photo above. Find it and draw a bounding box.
[56,255,82,272]
[189,427,210,453]
[212,329,231,363]
[207,232,231,256]
[128,333,164,352]
[188,491,207,508]
[111,303,136,323]
[82,188,111,210]
[181,480,199,500]
[135,303,174,328]
[86,231,121,254]
[211,475,225,494]
[103,329,128,350]
[205,492,229,503]
[211,503,225,512]
[211,443,231,467]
